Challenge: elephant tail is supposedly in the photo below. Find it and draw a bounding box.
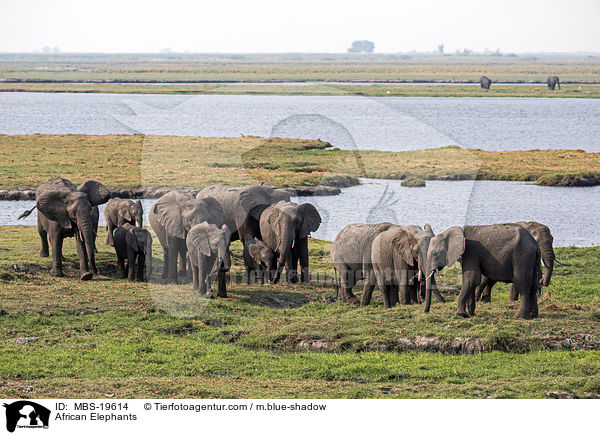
[18,204,37,220]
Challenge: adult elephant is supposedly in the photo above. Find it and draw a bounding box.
[479,76,492,89]
[425,224,541,319]
[476,221,555,302]
[369,224,445,308]
[260,201,321,284]
[196,183,290,245]
[331,223,393,304]
[18,177,111,280]
[104,198,144,246]
[149,191,225,284]
[547,75,560,90]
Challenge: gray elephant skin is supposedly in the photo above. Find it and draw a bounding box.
[18,177,111,280]
[243,237,276,284]
[331,223,393,304]
[104,198,143,246]
[479,76,492,89]
[260,201,321,284]
[547,75,560,90]
[113,223,153,282]
[149,191,225,284]
[425,224,541,319]
[476,221,555,302]
[186,222,232,296]
[196,184,290,246]
[369,224,445,308]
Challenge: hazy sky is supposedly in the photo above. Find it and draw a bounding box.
[1,0,599,53]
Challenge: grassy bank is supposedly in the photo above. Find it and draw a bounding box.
[1,82,600,98]
[2,53,600,83]
[1,135,599,189]
[0,226,599,398]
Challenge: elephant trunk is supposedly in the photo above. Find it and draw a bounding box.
[220,250,231,272]
[77,209,97,275]
[540,244,555,287]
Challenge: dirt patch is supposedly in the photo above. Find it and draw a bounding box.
[157,323,198,336]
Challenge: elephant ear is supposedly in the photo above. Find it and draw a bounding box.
[151,192,186,239]
[428,226,465,273]
[392,228,419,267]
[77,180,111,206]
[423,224,434,235]
[125,228,140,252]
[298,203,321,239]
[239,185,283,221]
[37,190,72,229]
[188,223,212,257]
[248,243,261,260]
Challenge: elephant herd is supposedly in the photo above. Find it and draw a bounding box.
[479,75,560,90]
[19,177,556,320]
[332,220,555,319]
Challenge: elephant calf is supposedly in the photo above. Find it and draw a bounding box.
[104,198,144,246]
[243,238,276,284]
[112,223,153,282]
[186,222,232,296]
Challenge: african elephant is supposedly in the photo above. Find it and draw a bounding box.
[148,191,225,285]
[112,223,152,282]
[331,223,393,304]
[243,237,277,284]
[260,201,321,284]
[186,222,232,296]
[196,183,290,246]
[425,224,541,319]
[104,198,143,246]
[476,221,555,302]
[369,224,445,308]
[480,76,492,89]
[547,75,560,90]
[18,177,111,280]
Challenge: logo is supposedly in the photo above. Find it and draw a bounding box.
[3,401,50,433]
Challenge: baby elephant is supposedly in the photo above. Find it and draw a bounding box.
[112,223,153,281]
[186,222,231,296]
[243,238,276,283]
[104,198,144,246]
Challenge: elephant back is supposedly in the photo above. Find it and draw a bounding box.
[35,177,77,198]
[331,222,394,266]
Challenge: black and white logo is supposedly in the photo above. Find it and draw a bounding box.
[3,401,50,433]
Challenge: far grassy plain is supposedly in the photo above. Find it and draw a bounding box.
[0,226,599,398]
[0,135,599,189]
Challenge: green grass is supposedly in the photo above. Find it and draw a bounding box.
[1,226,599,398]
[2,135,600,190]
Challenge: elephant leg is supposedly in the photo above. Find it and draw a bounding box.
[362,267,379,306]
[161,248,169,280]
[513,272,533,320]
[126,249,136,282]
[382,284,394,309]
[399,268,411,305]
[509,283,519,301]
[457,267,480,318]
[389,284,400,306]
[466,290,476,316]
[178,243,187,277]
[166,238,179,283]
[297,238,310,284]
[217,269,227,298]
[136,253,145,281]
[285,251,298,284]
[39,225,49,257]
[117,254,127,279]
[192,263,199,293]
[341,268,358,304]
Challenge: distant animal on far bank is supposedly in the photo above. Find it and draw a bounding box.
[547,75,560,90]
[480,76,492,89]
[104,198,144,246]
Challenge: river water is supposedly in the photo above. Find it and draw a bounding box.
[3,179,598,247]
[1,92,599,151]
